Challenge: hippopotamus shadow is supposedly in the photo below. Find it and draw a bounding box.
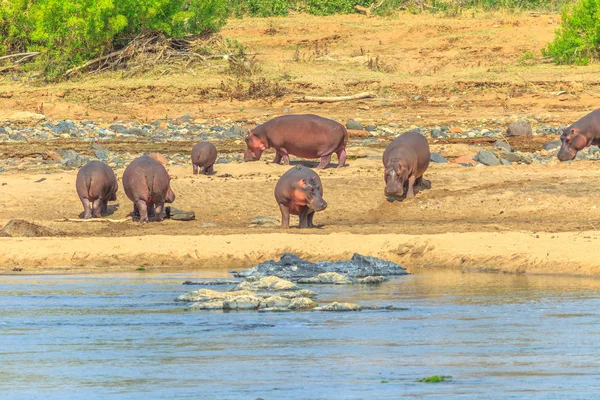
[288,160,345,169]
[386,179,432,203]
[78,203,120,219]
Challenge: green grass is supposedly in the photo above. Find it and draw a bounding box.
[417,375,452,383]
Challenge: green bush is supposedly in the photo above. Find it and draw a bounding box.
[544,0,600,65]
[0,0,229,76]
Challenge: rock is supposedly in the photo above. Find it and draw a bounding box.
[298,272,352,285]
[8,133,26,141]
[500,151,533,164]
[365,125,377,132]
[109,124,128,133]
[3,112,45,125]
[467,132,476,138]
[288,297,318,310]
[474,150,500,166]
[175,289,255,302]
[453,156,476,166]
[182,279,240,285]
[260,296,292,309]
[430,129,448,139]
[589,145,600,155]
[314,302,362,312]
[210,126,224,132]
[494,140,513,152]
[249,215,279,227]
[357,276,388,284]
[1,219,57,237]
[440,126,450,132]
[165,206,195,221]
[232,253,407,281]
[147,153,168,165]
[59,149,83,168]
[189,301,224,310]
[222,125,247,139]
[127,127,149,136]
[55,121,76,134]
[90,142,110,162]
[234,276,299,292]
[543,140,561,151]
[449,127,463,134]
[223,295,261,310]
[500,158,512,166]
[506,121,532,137]
[346,120,363,130]
[430,153,448,163]
[277,290,317,299]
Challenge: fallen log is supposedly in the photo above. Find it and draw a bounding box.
[64,49,125,77]
[0,52,40,63]
[292,92,376,103]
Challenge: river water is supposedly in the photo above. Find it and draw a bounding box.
[1,270,600,399]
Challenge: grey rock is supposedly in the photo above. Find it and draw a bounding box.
[90,143,110,162]
[473,149,500,166]
[500,152,533,164]
[467,132,476,138]
[298,272,352,285]
[59,149,83,168]
[494,140,513,152]
[288,297,318,310]
[440,126,450,132]
[314,302,362,312]
[413,96,421,101]
[222,295,262,310]
[8,133,26,141]
[430,129,448,139]
[356,276,388,284]
[175,289,256,303]
[165,206,195,221]
[249,215,279,227]
[234,276,299,292]
[232,253,407,281]
[210,126,224,132]
[543,140,562,151]
[346,120,363,130]
[126,128,149,136]
[500,158,512,166]
[222,125,247,139]
[576,151,588,160]
[215,157,229,164]
[365,125,377,132]
[589,145,600,155]
[189,300,224,310]
[506,120,532,137]
[109,124,128,133]
[430,153,448,163]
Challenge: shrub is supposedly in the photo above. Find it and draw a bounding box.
[544,0,600,65]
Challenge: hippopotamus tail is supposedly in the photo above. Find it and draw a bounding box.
[336,126,349,153]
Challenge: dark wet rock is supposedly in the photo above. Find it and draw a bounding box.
[222,125,247,139]
[346,120,363,130]
[182,279,241,285]
[365,125,377,132]
[474,150,500,166]
[109,124,128,133]
[90,142,110,162]
[1,219,57,238]
[165,206,195,221]
[249,215,279,227]
[430,153,448,163]
[215,157,229,165]
[357,276,388,284]
[500,151,533,165]
[210,126,224,132]
[314,302,361,312]
[494,140,513,152]
[126,127,149,136]
[0,127,6,134]
[440,126,450,132]
[298,272,352,285]
[506,121,532,137]
[543,140,561,151]
[232,253,407,281]
[430,129,448,139]
[58,149,84,168]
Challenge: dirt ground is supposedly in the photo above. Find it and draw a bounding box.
[1,11,600,275]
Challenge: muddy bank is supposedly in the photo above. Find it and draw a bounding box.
[1,231,598,276]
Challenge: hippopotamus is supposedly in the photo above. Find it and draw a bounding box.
[122,155,175,223]
[75,161,118,219]
[274,165,327,229]
[191,142,217,174]
[382,130,430,199]
[558,109,600,161]
[244,114,348,169]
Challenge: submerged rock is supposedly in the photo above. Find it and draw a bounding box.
[314,302,362,312]
[232,253,407,281]
[357,276,388,284]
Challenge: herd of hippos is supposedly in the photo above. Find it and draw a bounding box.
[75,109,600,227]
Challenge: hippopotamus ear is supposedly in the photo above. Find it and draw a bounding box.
[295,178,308,189]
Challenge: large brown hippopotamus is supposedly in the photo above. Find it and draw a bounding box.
[558,109,600,161]
[122,155,175,223]
[191,142,217,175]
[75,161,118,219]
[382,130,430,199]
[274,165,327,229]
[244,114,348,169]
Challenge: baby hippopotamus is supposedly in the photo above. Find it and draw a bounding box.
[382,130,430,199]
[558,108,600,161]
[122,155,176,223]
[274,165,327,229]
[191,141,217,174]
[75,160,118,219]
[244,114,348,169]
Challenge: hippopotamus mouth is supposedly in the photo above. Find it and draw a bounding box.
[308,197,327,212]
[557,145,577,162]
[244,149,261,162]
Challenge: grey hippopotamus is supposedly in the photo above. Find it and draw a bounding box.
[244,114,348,169]
[274,165,327,229]
[382,130,431,199]
[191,142,217,175]
[558,109,600,161]
[75,161,118,219]
[122,155,175,223]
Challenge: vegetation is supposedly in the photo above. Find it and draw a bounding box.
[417,375,452,383]
[544,0,600,65]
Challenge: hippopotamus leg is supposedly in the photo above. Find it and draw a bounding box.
[337,149,347,168]
[298,207,310,228]
[193,164,199,175]
[81,198,93,219]
[136,200,149,223]
[317,154,332,169]
[91,199,103,218]
[278,149,290,165]
[101,200,108,215]
[307,211,315,228]
[154,202,165,222]
[405,176,417,199]
[278,204,290,229]
[206,164,214,174]
[147,204,156,218]
[273,153,282,165]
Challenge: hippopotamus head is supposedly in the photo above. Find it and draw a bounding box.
[293,176,327,212]
[384,162,408,198]
[558,126,589,161]
[244,131,268,162]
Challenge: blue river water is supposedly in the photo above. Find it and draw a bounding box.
[1,270,600,399]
